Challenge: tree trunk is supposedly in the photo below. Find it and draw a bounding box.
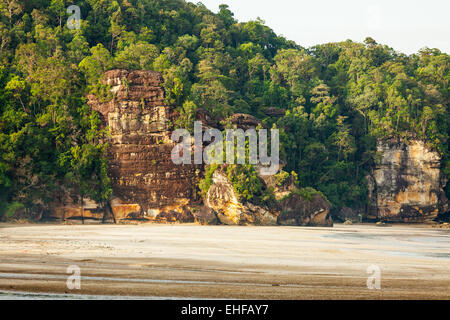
[102,203,107,224]
[108,201,116,224]
[102,201,116,224]
[80,196,84,225]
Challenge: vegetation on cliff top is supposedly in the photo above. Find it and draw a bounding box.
[0,0,448,218]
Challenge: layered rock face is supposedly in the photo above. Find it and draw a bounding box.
[205,170,279,226]
[92,70,202,220]
[205,169,333,227]
[277,193,333,227]
[368,139,448,222]
[51,70,201,221]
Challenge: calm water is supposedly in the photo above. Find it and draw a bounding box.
[0,290,208,300]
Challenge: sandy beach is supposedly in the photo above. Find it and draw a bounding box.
[0,223,449,299]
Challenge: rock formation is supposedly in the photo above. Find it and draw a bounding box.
[204,167,333,227]
[205,170,279,225]
[191,206,218,225]
[50,70,202,221]
[230,113,263,130]
[336,207,361,223]
[368,139,448,222]
[277,192,333,227]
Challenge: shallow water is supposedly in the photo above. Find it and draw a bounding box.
[0,290,192,300]
[323,229,450,260]
[0,272,274,287]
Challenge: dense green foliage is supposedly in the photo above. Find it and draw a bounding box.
[226,164,264,202]
[0,0,448,216]
[199,163,218,198]
[283,187,328,203]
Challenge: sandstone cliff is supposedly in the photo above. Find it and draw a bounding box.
[368,139,448,222]
[204,167,333,227]
[205,170,279,225]
[50,70,202,221]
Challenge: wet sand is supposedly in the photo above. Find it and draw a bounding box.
[0,223,449,299]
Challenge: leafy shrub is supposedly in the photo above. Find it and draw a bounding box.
[0,202,25,220]
[283,187,329,203]
[226,164,264,202]
[199,164,219,198]
[274,171,290,186]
